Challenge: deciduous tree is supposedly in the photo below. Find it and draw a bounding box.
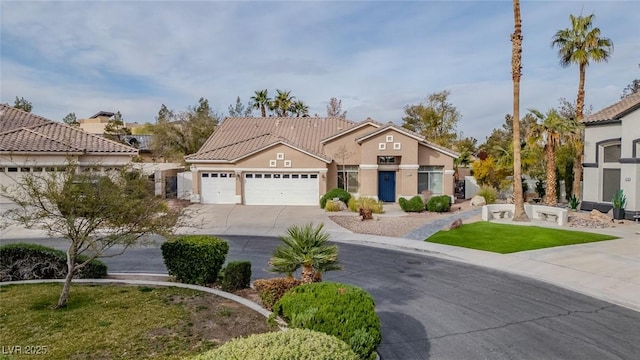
[150,98,220,162]
[0,164,180,308]
[621,64,639,98]
[401,90,459,148]
[326,97,347,118]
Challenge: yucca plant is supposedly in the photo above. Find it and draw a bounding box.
[269,223,342,283]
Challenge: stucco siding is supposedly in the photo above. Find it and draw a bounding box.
[360,130,419,165]
[583,124,620,163]
[621,110,640,158]
[235,144,326,169]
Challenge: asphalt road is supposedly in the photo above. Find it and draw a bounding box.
[5,236,640,360]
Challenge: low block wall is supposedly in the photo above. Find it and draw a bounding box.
[482,204,568,226]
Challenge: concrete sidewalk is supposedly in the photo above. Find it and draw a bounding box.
[2,203,639,313]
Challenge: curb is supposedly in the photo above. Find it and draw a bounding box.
[0,277,287,327]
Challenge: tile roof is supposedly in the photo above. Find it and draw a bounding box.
[187,117,356,162]
[0,104,137,154]
[583,92,640,124]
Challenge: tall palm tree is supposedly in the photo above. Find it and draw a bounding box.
[268,223,341,283]
[528,109,570,206]
[292,100,309,117]
[271,90,295,117]
[251,89,270,117]
[552,13,613,202]
[510,0,528,221]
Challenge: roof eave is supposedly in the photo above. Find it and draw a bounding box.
[320,121,380,144]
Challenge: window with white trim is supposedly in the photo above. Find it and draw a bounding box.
[337,165,359,193]
[418,166,444,194]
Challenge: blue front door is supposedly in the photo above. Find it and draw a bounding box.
[378,171,396,202]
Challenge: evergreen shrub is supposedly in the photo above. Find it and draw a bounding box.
[0,243,107,282]
[272,282,381,359]
[161,235,228,285]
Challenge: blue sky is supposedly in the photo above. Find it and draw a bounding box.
[1,1,638,142]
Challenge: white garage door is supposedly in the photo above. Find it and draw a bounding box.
[200,172,236,204]
[244,173,319,206]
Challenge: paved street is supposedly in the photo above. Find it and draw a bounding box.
[6,236,640,360]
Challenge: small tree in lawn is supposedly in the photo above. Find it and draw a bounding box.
[0,163,180,309]
[268,223,341,283]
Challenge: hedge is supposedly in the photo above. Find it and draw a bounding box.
[0,243,107,282]
[399,196,425,212]
[161,235,229,285]
[219,260,252,292]
[426,195,452,212]
[190,328,359,360]
[272,282,381,359]
[320,188,351,209]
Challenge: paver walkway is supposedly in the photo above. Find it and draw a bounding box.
[403,207,482,240]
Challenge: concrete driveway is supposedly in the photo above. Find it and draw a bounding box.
[176,204,350,236]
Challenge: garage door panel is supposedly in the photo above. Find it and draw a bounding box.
[244,173,318,206]
[200,172,236,204]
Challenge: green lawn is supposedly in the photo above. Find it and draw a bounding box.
[0,283,273,360]
[426,222,617,253]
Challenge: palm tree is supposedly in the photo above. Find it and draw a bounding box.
[552,13,613,202]
[251,89,270,117]
[292,100,309,117]
[271,90,295,117]
[268,223,342,283]
[510,0,529,221]
[528,109,570,206]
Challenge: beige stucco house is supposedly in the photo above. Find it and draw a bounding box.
[79,111,145,135]
[582,92,640,219]
[0,104,138,193]
[185,116,458,206]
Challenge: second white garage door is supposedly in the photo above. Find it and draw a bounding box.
[200,172,236,204]
[244,173,319,206]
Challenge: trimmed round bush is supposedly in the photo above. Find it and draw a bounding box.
[426,195,452,212]
[0,243,107,282]
[161,235,229,285]
[399,195,425,212]
[220,260,251,292]
[272,282,381,359]
[191,328,359,360]
[253,277,302,311]
[320,188,351,209]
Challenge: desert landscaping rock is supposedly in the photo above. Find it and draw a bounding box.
[470,195,486,206]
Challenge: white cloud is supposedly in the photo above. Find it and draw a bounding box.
[1,1,638,142]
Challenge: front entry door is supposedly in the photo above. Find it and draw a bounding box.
[378,171,396,202]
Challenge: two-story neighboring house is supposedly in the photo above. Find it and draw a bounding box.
[582,92,640,219]
[185,116,458,206]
